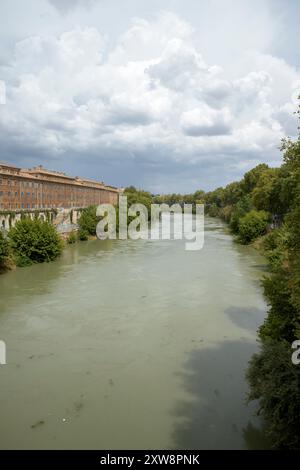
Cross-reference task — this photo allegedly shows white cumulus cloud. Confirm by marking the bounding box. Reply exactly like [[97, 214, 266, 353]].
[[0, 11, 299, 191]]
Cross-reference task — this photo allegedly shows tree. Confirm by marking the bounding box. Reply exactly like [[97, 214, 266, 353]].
[[247, 100, 300, 448], [241, 163, 269, 193], [247, 340, 300, 449], [67, 231, 77, 244], [78, 228, 89, 241], [229, 195, 253, 233], [238, 210, 270, 244], [193, 189, 205, 202], [124, 187, 153, 221], [0, 231, 9, 266], [252, 168, 281, 213], [78, 206, 100, 236], [9, 218, 63, 266], [223, 181, 244, 206], [204, 187, 225, 208]]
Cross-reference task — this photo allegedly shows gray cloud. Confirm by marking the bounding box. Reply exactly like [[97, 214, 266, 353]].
[[48, 0, 96, 14], [182, 124, 231, 137], [0, 7, 299, 192]]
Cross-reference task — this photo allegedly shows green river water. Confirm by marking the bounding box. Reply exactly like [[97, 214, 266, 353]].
[[0, 217, 269, 449]]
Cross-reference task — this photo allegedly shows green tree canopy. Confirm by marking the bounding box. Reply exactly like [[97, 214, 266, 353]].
[[9, 218, 63, 266], [0, 231, 9, 265]]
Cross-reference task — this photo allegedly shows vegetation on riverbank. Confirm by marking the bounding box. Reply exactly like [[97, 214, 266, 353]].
[[0, 218, 63, 270], [247, 133, 300, 449], [77, 186, 153, 238], [199, 104, 300, 448], [8, 218, 63, 267], [77, 204, 100, 237], [0, 231, 11, 272], [153, 190, 205, 208], [0, 186, 153, 272]]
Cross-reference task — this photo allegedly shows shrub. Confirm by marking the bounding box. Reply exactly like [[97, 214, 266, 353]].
[[78, 206, 99, 236], [124, 187, 153, 222], [78, 228, 89, 241], [220, 205, 233, 223], [260, 271, 298, 342], [67, 231, 77, 244], [9, 218, 63, 266], [229, 195, 252, 233], [238, 210, 270, 244], [207, 203, 220, 217], [246, 128, 300, 449], [0, 231, 9, 266], [263, 227, 288, 271], [247, 339, 300, 449]]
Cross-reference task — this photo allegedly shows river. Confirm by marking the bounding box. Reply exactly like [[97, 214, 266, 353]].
[[0, 217, 269, 449]]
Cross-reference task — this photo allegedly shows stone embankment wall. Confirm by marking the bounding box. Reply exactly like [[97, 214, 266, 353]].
[[0, 208, 83, 235]]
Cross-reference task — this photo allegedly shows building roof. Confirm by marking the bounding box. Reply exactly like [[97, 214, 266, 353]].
[[0, 161, 21, 170], [0, 161, 120, 192]]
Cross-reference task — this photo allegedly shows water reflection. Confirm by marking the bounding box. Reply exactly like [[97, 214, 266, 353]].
[[224, 306, 266, 332], [171, 340, 269, 449], [243, 422, 270, 450]]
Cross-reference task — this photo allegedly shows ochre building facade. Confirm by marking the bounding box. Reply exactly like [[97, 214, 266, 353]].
[[0, 162, 120, 211]]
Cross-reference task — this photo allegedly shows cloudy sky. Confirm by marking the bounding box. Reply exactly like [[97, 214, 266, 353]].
[[0, 0, 299, 193]]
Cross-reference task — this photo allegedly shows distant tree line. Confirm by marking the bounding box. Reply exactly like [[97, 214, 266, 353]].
[[153, 190, 205, 208], [201, 157, 297, 244], [77, 186, 154, 238]]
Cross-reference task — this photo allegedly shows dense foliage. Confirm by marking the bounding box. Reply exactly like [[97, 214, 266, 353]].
[[78, 187, 153, 237], [250, 131, 300, 448], [111, 186, 152, 232], [238, 210, 270, 244], [67, 231, 77, 244], [123, 186, 153, 223], [0, 231, 9, 267], [77, 228, 89, 241], [9, 218, 63, 266], [153, 190, 205, 207], [203, 164, 275, 243], [247, 339, 300, 449], [78, 205, 100, 236]]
